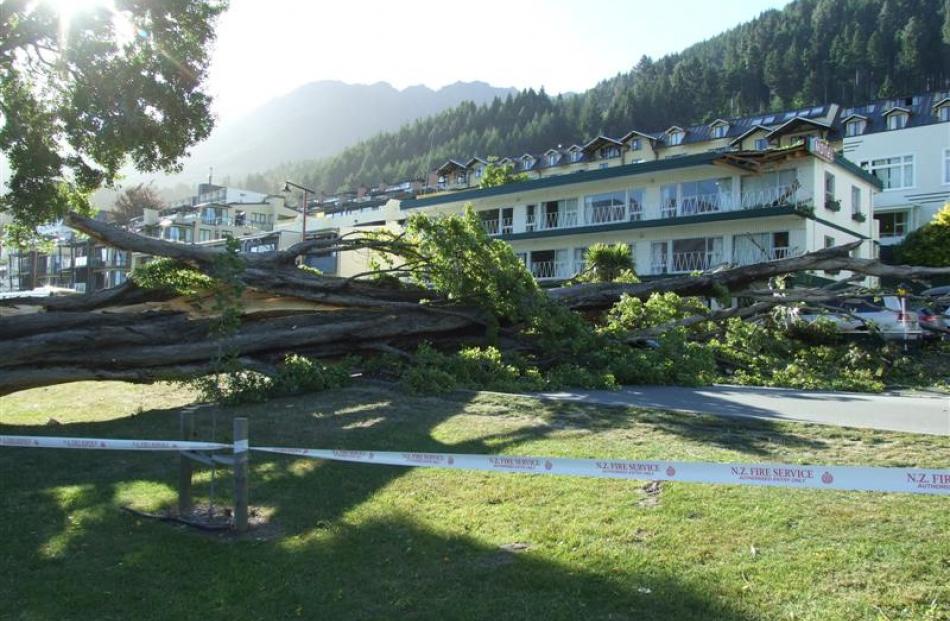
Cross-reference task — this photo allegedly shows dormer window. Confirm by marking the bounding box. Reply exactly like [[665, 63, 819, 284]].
[[937, 103, 950, 122], [885, 110, 909, 130], [667, 128, 685, 146], [521, 157, 534, 170], [474, 166, 484, 178], [546, 152, 559, 166], [754, 138, 769, 151], [569, 150, 582, 163], [844, 118, 867, 137], [629, 138, 641, 151], [710, 121, 729, 139]]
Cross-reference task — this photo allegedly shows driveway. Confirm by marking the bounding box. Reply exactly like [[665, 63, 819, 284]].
[[527, 385, 950, 436]]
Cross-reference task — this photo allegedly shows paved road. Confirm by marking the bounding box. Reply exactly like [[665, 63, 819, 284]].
[[529, 385, 949, 436]]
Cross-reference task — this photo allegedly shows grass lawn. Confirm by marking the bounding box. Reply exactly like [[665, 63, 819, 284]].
[[1, 382, 948, 621]]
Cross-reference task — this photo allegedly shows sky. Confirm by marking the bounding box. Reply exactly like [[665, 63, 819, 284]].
[[208, 0, 791, 123]]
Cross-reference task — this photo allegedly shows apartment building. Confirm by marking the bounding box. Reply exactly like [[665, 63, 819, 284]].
[[839, 93, 950, 248], [134, 183, 298, 245], [297, 139, 879, 287]]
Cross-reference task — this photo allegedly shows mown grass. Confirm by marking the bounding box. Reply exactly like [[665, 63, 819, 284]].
[[0, 381, 947, 621]]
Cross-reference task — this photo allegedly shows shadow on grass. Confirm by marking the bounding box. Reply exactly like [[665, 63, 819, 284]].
[[0, 384, 761, 620]]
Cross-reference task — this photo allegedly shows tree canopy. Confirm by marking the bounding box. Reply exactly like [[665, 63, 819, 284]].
[[0, 0, 227, 229], [895, 204, 950, 267], [479, 159, 529, 189]]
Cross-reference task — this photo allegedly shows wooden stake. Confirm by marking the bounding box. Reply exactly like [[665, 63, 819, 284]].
[[177, 411, 196, 516], [233, 417, 249, 532]]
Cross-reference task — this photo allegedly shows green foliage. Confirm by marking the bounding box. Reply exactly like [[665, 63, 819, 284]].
[[894, 204, 950, 266], [209, 237, 246, 338], [402, 208, 541, 321], [0, 1, 226, 228], [401, 344, 545, 395], [580, 243, 639, 283], [479, 158, 529, 188], [191, 354, 353, 406], [130, 259, 214, 296]]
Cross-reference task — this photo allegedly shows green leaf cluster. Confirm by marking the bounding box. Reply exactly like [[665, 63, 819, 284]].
[[894, 204, 950, 267]]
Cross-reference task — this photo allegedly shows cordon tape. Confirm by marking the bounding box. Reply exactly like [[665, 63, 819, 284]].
[[2, 435, 948, 495]]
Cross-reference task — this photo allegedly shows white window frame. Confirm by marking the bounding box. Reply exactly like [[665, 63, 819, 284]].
[[886, 113, 908, 130], [844, 119, 865, 137], [668, 130, 684, 146], [943, 148, 950, 185], [939, 106, 950, 122], [711, 124, 728, 139], [861, 154, 915, 191], [754, 138, 769, 150]]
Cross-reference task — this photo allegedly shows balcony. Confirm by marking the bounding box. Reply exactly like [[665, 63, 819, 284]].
[[526, 211, 579, 231], [732, 246, 802, 266], [670, 251, 724, 273], [529, 260, 570, 280], [481, 215, 513, 236], [515, 185, 811, 237]]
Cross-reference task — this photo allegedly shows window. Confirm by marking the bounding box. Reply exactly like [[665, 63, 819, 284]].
[[851, 186, 862, 216], [546, 153, 559, 166], [474, 166, 484, 179], [569, 150, 582, 162], [600, 146, 620, 159], [680, 177, 732, 215], [754, 138, 769, 150], [886, 112, 908, 130], [876, 211, 908, 237], [944, 149, 950, 184], [584, 191, 626, 224], [629, 138, 641, 151], [824, 172, 836, 208], [199, 229, 211, 242], [844, 119, 866, 137], [668, 130, 684, 146], [861, 155, 914, 190], [573, 247, 588, 275], [711, 124, 728, 138], [939, 106, 950, 122], [521, 158, 533, 170], [598, 162, 609, 169], [628, 189, 644, 221], [824, 235, 835, 248], [651, 241, 669, 274], [457, 173, 467, 184], [661, 185, 677, 218], [741, 169, 798, 207], [671, 237, 723, 272]]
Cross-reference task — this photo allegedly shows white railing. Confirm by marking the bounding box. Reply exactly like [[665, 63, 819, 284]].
[[527, 211, 579, 231], [737, 185, 806, 210], [670, 251, 724, 273], [732, 246, 802, 266], [501, 215, 513, 234], [584, 204, 626, 225], [481, 218, 500, 236], [650, 261, 668, 275], [530, 260, 569, 280]]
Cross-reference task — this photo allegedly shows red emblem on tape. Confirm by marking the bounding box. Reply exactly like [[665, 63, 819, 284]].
[[544, 460, 553, 471], [368, 452, 374, 460], [821, 472, 834, 485], [666, 466, 676, 477], [447, 456, 454, 465], [100, 441, 107, 448]]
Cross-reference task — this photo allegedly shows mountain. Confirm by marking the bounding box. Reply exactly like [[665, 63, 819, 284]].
[[247, 0, 949, 195], [145, 80, 516, 187]]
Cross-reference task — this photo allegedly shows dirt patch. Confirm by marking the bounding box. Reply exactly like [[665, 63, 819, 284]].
[[636, 480, 663, 508], [122, 503, 282, 541]]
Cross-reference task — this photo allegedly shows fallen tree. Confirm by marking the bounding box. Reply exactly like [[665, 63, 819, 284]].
[[1, 212, 948, 397]]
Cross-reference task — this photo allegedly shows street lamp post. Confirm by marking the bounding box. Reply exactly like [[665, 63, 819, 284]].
[[283, 180, 317, 247]]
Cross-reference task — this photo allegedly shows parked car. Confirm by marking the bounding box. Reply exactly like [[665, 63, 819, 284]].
[[916, 307, 949, 339], [795, 296, 922, 342]]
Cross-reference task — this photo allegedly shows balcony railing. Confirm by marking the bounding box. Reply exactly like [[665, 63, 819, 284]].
[[732, 246, 802, 266], [670, 251, 724, 273], [584, 204, 627, 225], [526, 211, 579, 231], [530, 260, 570, 280]]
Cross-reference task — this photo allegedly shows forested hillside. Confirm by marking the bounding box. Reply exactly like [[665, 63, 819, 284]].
[[244, 0, 950, 194]]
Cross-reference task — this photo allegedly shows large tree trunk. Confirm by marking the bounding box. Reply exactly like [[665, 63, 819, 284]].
[[1, 214, 948, 396]]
